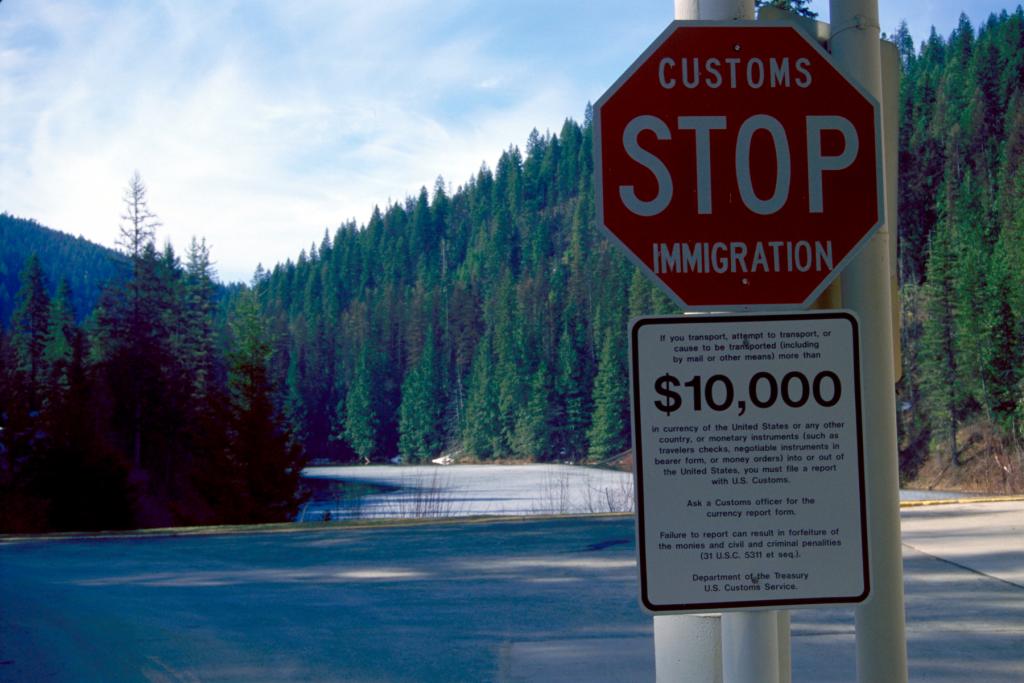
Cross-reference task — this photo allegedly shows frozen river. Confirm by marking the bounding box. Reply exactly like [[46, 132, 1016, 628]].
[[298, 464, 970, 522], [299, 464, 634, 521]]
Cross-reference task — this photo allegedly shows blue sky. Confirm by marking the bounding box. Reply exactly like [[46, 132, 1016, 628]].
[[1, 1, 1018, 283]]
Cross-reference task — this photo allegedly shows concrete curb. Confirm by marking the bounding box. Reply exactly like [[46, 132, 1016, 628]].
[[898, 495, 1024, 508], [0, 511, 634, 544]]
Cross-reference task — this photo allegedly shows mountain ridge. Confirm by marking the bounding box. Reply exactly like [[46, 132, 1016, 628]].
[[0, 213, 129, 326]]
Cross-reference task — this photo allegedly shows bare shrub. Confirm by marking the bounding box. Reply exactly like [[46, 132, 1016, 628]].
[[376, 469, 465, 520], [581, 475, 635, 513], [530, 468, 576, 515]]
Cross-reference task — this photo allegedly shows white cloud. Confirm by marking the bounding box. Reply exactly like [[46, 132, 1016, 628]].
[[1, 1, 595, 282], [6, 0, 1001, 282]]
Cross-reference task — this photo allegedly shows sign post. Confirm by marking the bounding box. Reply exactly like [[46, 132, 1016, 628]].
[[827, 1, 909, 681], [650, 6, 761, 680], [594, 2, 905, 680]]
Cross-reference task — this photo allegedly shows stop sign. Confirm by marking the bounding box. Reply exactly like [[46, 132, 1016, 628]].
[[594, 22, 882, 309]]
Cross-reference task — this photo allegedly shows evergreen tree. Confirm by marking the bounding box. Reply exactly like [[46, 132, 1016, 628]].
[[586, 333, 629, 460], [40, 312, 135, 532], [284, 348, 309, 446], [492, 274, 525, 455], [893, 21, 915, 70], [3, 259, 136, 532], [95, 243, 173, 473], [553, 320, 593, 462], [1, 259, 51, 531], [512, 362, 555, 461], [11, 253, 51, 402], [118, 171, 161, 260], [463, 335, 499, 458], [920, 219, 963, 466], [182, 237, 218, 403], [949, 172, 991, 410], [223, 288, 306, 522], [45, 279, 76, 395], [896, 282, 931, 479], [96, 176, 172, 476], [982, 245, 1022, 426], [345, 348, 382, 462], [755, 0, 817, 19], [627, 267, 653, 318], [398, 330, 445, 462]]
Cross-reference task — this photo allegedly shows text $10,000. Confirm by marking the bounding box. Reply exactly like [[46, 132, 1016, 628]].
[[653, 371, 842, 417]]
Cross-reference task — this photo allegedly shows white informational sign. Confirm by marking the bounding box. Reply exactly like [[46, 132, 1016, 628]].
[[630, 312, 869, 613]]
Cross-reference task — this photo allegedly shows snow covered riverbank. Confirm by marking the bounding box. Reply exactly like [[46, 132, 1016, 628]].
[[298, 464, 974, 522], [299, 464, 634, 521]]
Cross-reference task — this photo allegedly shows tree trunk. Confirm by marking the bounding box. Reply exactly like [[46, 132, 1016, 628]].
[[950, 415, 960, 467]]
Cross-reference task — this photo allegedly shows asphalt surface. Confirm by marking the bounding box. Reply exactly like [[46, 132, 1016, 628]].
[[1, 501, 1021, 682]]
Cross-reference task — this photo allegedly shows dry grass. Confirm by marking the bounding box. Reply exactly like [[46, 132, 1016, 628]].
[[904, 421, 1024, 495], [530, 469, 635, 515]]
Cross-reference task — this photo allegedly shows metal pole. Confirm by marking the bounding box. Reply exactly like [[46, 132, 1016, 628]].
[[655, 613, 723, 682], [654, 2, 722, 672], [651, 4, 742, 683], [653, 3, 788, 682], [703, 6, 787, 682], [692, 0, 754, 21], [880, 40, 903, 381], [776, 611, 791, 683], [722, 611, 779, 683], [827, 1, 909, 682], [674, 0, 699, 19]]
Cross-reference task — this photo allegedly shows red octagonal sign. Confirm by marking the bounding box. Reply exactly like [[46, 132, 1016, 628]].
[[595, 22, 882, 309]]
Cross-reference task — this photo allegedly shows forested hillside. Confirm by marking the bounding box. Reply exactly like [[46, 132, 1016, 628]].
[[894, 11, 1024, 489], [254, 9, 1024, 479], [2, 9, 1023, 531], [0, 176, 300, 532], [251, 116, 677, 466], [0, 213, 129, 327]]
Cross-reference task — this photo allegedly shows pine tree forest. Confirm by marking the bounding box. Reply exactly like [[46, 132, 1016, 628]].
[[895, 11, 1024, 487], [2, 10, 1023, 531]]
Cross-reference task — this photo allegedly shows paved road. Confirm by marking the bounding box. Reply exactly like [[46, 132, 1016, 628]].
[[1, 501, 1021, 682]]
